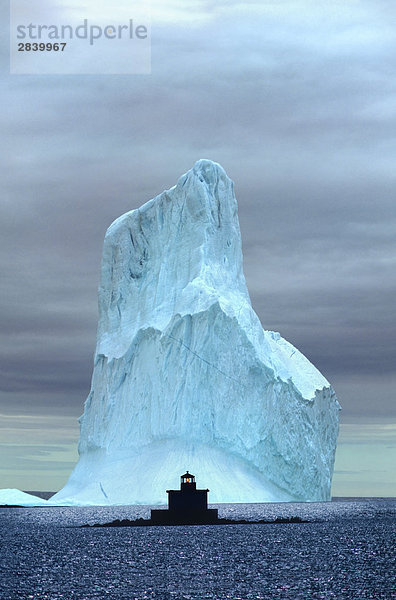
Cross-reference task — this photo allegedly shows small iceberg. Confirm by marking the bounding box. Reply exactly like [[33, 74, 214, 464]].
[[0, 489, 49, 507]]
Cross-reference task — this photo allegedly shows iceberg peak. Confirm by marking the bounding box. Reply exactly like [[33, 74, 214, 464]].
[[189, 158, 228, 183]]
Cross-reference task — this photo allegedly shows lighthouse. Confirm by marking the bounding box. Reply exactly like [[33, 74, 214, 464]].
[[151, 472, 218, 525]]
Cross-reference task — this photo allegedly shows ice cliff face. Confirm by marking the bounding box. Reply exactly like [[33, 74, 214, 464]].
[[53, 159, 340, 505]]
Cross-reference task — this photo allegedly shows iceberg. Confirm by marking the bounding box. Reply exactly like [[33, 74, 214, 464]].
[[53, 159, 340, 505], [0, 489, 49, 507]]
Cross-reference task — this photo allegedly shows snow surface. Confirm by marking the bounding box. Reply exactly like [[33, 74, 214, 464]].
[[0, 489, 49, 506], [53, 159, 340, 506]]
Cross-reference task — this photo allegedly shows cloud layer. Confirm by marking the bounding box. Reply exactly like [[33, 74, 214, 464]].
[[1, 1, 395, 430]]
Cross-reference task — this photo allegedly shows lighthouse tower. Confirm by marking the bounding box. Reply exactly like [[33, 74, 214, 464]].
[[151, 472, 218, 525]]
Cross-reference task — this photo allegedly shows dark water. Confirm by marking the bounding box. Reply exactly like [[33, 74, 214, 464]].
[[1, 499, 395, 600]]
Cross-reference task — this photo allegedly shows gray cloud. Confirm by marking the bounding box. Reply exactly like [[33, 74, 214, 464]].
[[1, 0, 395, 424]]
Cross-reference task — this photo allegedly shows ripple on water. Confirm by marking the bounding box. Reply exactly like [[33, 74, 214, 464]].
[[1, 499, 395, 600]]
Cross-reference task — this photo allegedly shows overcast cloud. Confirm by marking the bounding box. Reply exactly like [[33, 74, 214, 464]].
[[1, 0, 395, 450]]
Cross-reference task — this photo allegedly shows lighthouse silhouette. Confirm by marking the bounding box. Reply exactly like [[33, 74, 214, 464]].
[[151, 472, 218, 525]]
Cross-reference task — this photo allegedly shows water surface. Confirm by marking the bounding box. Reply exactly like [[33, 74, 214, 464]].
[[1, 498, 395, 599]]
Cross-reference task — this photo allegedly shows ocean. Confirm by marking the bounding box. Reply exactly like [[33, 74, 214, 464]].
[[1, 498, 395, 600]]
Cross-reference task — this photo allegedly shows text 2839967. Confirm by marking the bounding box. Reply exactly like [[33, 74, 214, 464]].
[[18, 43, 67, 51]]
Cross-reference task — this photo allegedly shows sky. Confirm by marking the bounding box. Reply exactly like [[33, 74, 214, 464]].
[[1, 0, 395, 496]]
